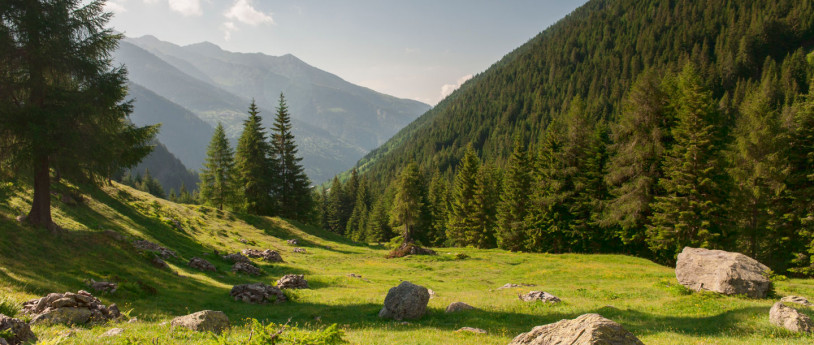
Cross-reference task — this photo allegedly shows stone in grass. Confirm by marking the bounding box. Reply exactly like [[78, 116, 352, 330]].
[[781, 296, 814, 307], [230, 283, 286, 304], [22, 290, 121, 325], [222, 252, 251, 264], [170, 310, 229, 333], [287, 239, 299, 245], [0, 314, 37, 345], [456, 327, 487, 334], [276, 274, 309, 289], [231, 262, 262, 276], [242, 249, 283, 262], [293, 248, 306, 253], [519, 291, 561, 304], [769, 302, 813, 333], [445, 302, 475, 313], [378, 281, 430, 321], [509, 313, 643, 345], [497, 283, 535, 290], [675, 247, 771, 298], [99, 328, 124, 337], [188, 257, 216, 272]]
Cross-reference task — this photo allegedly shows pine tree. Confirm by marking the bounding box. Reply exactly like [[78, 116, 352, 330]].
[[367, 194, 393, 244], [470, 164, 501, 248], [426, 170, 450, 246], [270, 93, 312, 221], [234, 100, 275, 215], [0, 0, 157, 231], [447, 145, 481, 247], [525, 121, 569, 253], [347, 178, 371, 242], [198, 123, 236, 210], [647, 65, 729, 263], [390, 163, 425, 244], [603, 70, 671, 253], [497, 137, 532, 251], [326, 177, 345, 235], [788, 86, 814, 274]]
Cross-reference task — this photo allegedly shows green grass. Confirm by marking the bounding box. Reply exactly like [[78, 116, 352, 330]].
[[1, 181, 813, 344]]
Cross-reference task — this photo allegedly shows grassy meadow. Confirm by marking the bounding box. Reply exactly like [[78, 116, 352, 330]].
[[0, 182, 813, 344]]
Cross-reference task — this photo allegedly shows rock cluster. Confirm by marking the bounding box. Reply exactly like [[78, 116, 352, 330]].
[[231, 262, 262, 276], [378, 281, 430, 320], [276, 274, 309, 289], [781, 295, 814, 307], [22, 290, 120, 325], [230, 283, 287, 304], [242, 249, 283, 262], [445, 302, 475, 313], [498, 283, 535, 290], [171, 310, 229, 333], [132, 240, 177, 259], [293, 248, 306, 253], [509, 313, 643, 345], [88, 279, 117, 293], [287, 239, 299, 245], [188, 257, 216, 272], [222, 252, 250, 264], [769, 302, 813, 333], [0, 314, 36, 345], [675, 247, 771, 298], [519, 291, 561, 304]]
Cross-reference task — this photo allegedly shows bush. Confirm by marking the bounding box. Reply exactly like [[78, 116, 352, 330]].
[[0, 296, 19, 317]]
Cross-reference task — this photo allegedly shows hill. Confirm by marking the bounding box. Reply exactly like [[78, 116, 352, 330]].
[[126, 140, 200, 194], [353, 0, 814, 185], [0, 181, 813, 344]]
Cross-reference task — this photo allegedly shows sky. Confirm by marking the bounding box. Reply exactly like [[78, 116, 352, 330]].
[[104, 0, 588, 105]]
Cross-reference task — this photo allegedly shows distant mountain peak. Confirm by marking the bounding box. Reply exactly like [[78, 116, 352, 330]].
[[184, 41, 223, 55]]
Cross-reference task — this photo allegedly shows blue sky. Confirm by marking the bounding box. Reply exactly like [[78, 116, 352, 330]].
[[105, 0, 588, 105]]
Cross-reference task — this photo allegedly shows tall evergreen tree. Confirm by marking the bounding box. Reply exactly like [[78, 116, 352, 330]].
[[497, 138, 532, 251], [270, 93, 312, 221], [788, 85, 814, 274], [390, 163, 425, 244], [234, 100, 275, 215], [0, 0, 157, 231], [470, 164, 501, 248], [367, 192, 393, 244], [426, 170, 450, 246], [347, 177, 371, 242], [447, 145, 481, 247], [326, 177, 345, 235], [198, 123, 236, 210], [647, 65, 729, 263], [525, 121, 569, 253]]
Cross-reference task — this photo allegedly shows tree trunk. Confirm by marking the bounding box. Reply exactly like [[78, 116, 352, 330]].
[[27, 154, 57, 232]]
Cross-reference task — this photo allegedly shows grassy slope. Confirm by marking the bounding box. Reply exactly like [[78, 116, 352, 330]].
[[0, 182, 813, 344]]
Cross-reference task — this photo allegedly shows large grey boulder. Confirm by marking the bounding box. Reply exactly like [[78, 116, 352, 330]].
[[509, 313, 643, 345], [378, 281, 430, 320], [276, 274, 309, 289], [675, 247, 771, 298], [769, 302, 813, 333], [170, 310, 229, 333], [0, 314, 36, 345]]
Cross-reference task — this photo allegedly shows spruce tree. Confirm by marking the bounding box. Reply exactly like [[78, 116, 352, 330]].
[[788, 86, 814, 274], [390, 163, 425, 244], [447, 145, 481, 247], [470, 164, 501, 248], [234, 100, 275, 215], [426, 170, 450, 246], [270, 93, 312, 221], [0, 0, 157, 231], [347, 178, 371, 242], [198, 123, 236, 210], [326, 177, 345, 234], [367, 193, 393, 244], [647, 65, 728, 263], [497, 137, 532, 251]]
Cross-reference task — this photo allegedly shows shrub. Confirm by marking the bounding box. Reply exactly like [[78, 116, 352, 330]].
[[0, 296, 19, 317]]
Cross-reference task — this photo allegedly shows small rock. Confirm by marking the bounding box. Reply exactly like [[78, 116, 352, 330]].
[[239, 238, 248, 244], [509, 313, 643, 345], [428, 289, 436, 297], [0, 314, 37, 345], [188, 257, 216, 272], [170, 310, 229, 333], [231, 262, 262, 276], [293, 247, 306, 253], [287, 239, 299, 245], [770, 302, 813, 333], [242, 249, 283, 262], [222, 252, 250, 264], [378, 281, 430, 320], [519, 291, 561, 304], [127, 317, 138, 323], [456, 327, 487, 334], [99, 328, 124, 337], [230, 283, 286, 304], [133, 240, 177, 259], [781, 296, 814, 307], [445, 302, 475, 313], [15, 215, 26, 223], [276, 274, 308, 289], [498, 283, 535, 290], [89, 279, 117, 293]]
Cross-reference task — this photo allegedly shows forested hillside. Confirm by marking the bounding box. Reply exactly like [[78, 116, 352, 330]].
[[325, 0, 814, 274]]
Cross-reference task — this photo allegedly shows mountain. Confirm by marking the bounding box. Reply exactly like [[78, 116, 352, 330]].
[[125, 35, 431, 152], [127, 140, 200, 193], [352, 0, 814, 185]]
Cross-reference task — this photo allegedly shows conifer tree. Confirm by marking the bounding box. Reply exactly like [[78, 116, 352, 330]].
[[470, 164, 501, 248], [367, 193, 393, 244], [270, 93, 312, 221], [525, 122, 569, 253], [347, 177, 371, 241], [234, 100, 275, 215], [390, 163, 425, 244], [788, 86, 814, 274], [497, 138, 532, 251], [326, 177, 345, 234], [447, 145, 481, 247], [647, 65, 728, 263], [426, 170, 450, 246], [198, 123, 236, 210]]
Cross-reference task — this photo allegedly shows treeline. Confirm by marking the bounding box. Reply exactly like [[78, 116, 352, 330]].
[[321, 62, 814, 275], [194, 94, 313, 222]]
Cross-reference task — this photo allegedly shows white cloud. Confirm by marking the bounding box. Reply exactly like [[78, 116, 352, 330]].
[[221, 21, 237, 41], [142, 0, 159, 4], [439, 74, 473, 100], [225, 0, 273, 26], [167, 0, 201, 16], [105, 0, 127, 13]]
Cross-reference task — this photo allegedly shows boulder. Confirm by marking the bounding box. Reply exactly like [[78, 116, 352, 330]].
[[188, 257, 216, 272], [675, 247, 771, 298], [88, 279, 117, 293], [222, 253, 250, 264], [293, 248, 306, 253], [276, 274, 309, 289], [509, 313, 643, 345], [456, 327, 487, 334], [132, 240, 177, 259], [769, 302, 813, 333], [378, 281, 430, 320], [519, 291, 561, 304], [100, 328, 124, 337], [287, 239, 299, 245], [0, 314, 36, 345], [230, 283, 287, 304], [170, 310, 229, 333], [445, 302, 475, 313], [242, 249, 283, 262], [22, 290, 120, 325], [231, 262, 262, 276], [781, 296, 814, 307]]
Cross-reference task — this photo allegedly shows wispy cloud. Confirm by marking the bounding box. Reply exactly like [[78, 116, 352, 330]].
[[147, 0, 202, 16], [440, 74, 473, 101], [225, 0, 273, 25], [221, 21, 237, 40], [105, 0, 128, 13]]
